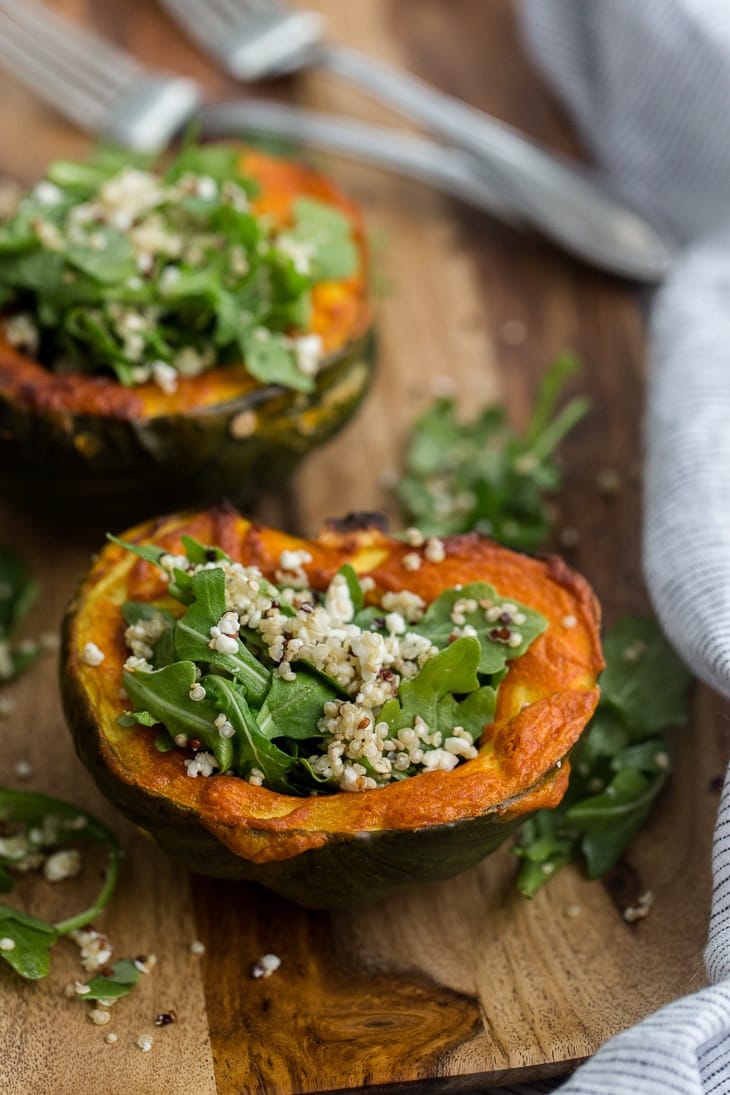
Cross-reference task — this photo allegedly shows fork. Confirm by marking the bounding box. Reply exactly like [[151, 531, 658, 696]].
[[161, 0, 676, 281], [0, 0, 199, 151]]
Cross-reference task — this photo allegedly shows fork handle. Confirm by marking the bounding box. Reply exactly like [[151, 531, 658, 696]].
[[316, 44, 674, 278], [200, 101, 519, 222]]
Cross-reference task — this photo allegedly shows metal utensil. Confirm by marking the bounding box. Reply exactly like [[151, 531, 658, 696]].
[[0, 0, 199, 152], [160, 0, 677, 280], [201, 99, 676, 282]]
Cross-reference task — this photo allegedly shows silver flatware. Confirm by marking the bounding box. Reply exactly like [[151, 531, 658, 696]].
[[201, 99, 676, 282], [0, 0, 199, 152], [161, 0, 677, 281]]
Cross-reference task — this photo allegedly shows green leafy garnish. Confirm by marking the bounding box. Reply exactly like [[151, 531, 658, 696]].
[[0, 547, 41, 684], [380, 638, 482, 734], [123, 661, 235, 773], [412, 582, 547, 675], [0, 144, 359, 392], [112, 534, 546, 795], [396, 354, 589, 550], [0, 788, 121, 981], [514, 617, 693, 895], [82, 957, 140, 1001]]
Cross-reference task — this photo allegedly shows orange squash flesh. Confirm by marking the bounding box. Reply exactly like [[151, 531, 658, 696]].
[[62, 506, 602, 905]]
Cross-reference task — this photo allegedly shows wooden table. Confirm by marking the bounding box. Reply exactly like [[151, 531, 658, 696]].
[[1, 2, 726, 1093]]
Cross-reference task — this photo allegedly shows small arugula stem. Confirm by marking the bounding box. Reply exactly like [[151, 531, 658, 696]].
[[53, 842, 120, 937], [520, 396, 590, 465]]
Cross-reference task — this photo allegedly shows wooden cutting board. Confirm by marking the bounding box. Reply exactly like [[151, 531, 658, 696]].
[[1, 2, 727, 1093]]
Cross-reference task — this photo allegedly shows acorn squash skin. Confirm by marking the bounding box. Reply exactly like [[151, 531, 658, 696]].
[[0, 150, 374, 526], [0, 329, 374, 525], [61, 506, 603, 908]]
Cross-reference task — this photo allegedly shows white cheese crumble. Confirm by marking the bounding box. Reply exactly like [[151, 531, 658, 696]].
[[81, 642, 105, 667], [43, 849, 82, 882], [184, 752, 219, 779], [251, 952, 281, 979]]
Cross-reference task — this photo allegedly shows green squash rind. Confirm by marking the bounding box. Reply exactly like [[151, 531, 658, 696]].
[[0, 328, 374, 526]]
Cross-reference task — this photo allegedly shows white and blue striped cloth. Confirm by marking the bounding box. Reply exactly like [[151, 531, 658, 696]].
[[494, 2, 730, 1092]]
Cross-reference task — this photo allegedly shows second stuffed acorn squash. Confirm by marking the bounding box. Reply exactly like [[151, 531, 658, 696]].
[[0, 147, 374, 523], [61, 506, 603, 908]]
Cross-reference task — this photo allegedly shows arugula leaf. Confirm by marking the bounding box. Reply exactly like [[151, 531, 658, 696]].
[[284, 198, 358, 282], [180, 536, 231, 566], [107, 534, 169, 570], [172, 569, 270, 704], [599, 617, 693, 736], [380, 637, 481, 735], [567, 767, 667, 878], [257, 671, 336, 741], [122, 661, 234, 773], [514, 617, 693, 895], [412, 581, 547, 675], [202, 675, 294, 789], [65, 229, 136, 284], [436, 685, 497, 740], [241, 329, 314, 392], [396, 355, 589, 549], [83, 957, 140, 1001], [0, 905, 58, 980]]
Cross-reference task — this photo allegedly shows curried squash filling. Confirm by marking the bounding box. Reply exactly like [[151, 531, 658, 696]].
[[106, 532, 548, 795]]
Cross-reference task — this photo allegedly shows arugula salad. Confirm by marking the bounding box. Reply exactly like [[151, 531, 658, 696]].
[[109, 534, 548, 795], [0, 143, 358, 394]]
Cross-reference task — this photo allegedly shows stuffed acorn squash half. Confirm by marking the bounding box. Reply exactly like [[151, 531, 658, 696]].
[[61, 507, 603, 908], [0, 145, 373, 523]]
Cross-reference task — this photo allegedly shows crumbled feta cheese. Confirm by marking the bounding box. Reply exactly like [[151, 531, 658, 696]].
[[184, 752, 219, 778], [251, 952, 281, 979], [4, 312, 39, 355], [293, 334, 323, 378], [89, 1009, 111, 1026], [151, 360, 178, 395], [70, 929, 112, 973], [44, 849, 82, 882], [208, 626, 239, 655], [81, 642, 105, 667]]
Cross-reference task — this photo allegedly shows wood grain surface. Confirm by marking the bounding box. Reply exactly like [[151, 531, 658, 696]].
[[0, 2, 727, 1094]]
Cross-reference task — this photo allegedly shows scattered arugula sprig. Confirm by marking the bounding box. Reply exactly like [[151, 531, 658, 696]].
[[398, 357, 695, 891], [396, 354, 589, 550], [514, 619, 693, 895], [0, 547, 41, 684], [0, 788, 120, 981], [111, 534, 546, 794], [0, 142, 358, 391]]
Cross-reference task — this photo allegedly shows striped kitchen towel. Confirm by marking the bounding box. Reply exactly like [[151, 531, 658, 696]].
[[490, 2, 730, 1093]]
